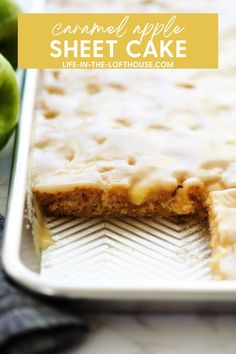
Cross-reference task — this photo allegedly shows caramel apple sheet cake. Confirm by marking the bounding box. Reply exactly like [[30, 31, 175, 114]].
[[31, 0, 236, 279]]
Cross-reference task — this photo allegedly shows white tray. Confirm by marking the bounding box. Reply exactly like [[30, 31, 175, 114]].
[[3, 0, 236, 306], [3, 69, 236, 306]]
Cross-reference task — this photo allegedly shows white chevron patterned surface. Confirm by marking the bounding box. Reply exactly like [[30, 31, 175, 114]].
[[40, 217, 212, 286]]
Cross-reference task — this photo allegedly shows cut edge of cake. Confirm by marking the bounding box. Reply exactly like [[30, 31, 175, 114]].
[[208, 188, 236, 280], [33, 180, 207, 218]]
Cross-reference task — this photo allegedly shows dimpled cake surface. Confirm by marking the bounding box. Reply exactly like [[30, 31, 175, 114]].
[[32, 0, 236, 278]]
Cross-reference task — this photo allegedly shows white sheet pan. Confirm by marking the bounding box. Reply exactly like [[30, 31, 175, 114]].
[[3, 0, 236, 308]]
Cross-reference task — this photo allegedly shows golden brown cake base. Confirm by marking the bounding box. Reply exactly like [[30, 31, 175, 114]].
[[34, 183, 207, 218]]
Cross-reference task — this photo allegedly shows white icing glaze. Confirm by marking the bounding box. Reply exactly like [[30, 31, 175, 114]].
[[33, 65, 236, 197]]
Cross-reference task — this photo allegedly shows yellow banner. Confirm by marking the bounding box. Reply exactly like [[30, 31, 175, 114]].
[[18, 13, 218, 69]]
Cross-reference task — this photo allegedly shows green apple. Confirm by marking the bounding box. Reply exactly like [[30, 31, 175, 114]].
[[0, 0, 20, 70], [0, 54, 19, 150]]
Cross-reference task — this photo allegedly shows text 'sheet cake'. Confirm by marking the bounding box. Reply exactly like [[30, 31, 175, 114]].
[[32, 0, 236, 279]]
